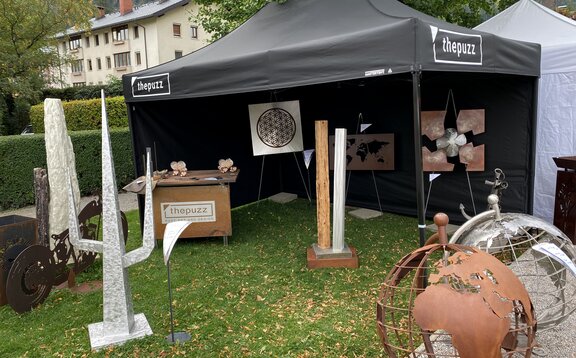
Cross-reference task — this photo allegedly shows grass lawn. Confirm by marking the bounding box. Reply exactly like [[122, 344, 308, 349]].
[[0, 199, 420, 357]]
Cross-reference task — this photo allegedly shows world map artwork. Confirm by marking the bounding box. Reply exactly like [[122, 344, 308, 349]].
[[329, 133, 394, 170]]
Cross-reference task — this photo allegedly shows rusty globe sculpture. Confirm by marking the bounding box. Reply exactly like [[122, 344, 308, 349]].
[[450, 194, 576, 332], [376, 213, 537, 357]]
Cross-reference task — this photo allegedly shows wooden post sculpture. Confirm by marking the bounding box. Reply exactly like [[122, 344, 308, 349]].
[[66, 90, 155, 350], [307, 123, 358, 269], [315, 120, 331, 249]]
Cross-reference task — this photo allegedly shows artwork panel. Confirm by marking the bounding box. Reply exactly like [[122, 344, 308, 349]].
[[422, 147, 454, 172], [459, 143, 485, 171], [421, 105, 485, 172], [421, 111, 447, 141], [329, 133, 394, 171], [248, 100, 303, 156], [457, 109, 485, 135]]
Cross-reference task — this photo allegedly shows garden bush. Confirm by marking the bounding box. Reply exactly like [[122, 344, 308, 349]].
[[0, 128, 134, 210], [29, 96, 128, 133]]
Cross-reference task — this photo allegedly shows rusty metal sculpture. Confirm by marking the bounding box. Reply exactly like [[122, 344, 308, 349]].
[[421, 92, 485, 172], [5, 244, 54, 314], [376, 213, 536, 357], [4, 197, 128, 313]]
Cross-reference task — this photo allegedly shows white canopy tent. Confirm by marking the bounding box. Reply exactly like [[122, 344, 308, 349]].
[[476, 0, 576, 223]]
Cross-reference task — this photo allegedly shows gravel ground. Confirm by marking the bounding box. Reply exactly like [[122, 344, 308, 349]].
[[0, 191, 139, 218], [531, 298, 576, 357]]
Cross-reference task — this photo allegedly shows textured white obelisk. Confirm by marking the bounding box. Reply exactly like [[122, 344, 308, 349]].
[[44, 98, 80, 238], [67, 90, 155, 350], [332, 128, 346, 252]]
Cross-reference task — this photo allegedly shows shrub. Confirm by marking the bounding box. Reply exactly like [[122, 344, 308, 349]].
[[0, 128, 134, 210], [29, 97, 128, 133]]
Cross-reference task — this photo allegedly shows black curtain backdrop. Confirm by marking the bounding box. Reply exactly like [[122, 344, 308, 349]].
[[129, 71, 535, 223]]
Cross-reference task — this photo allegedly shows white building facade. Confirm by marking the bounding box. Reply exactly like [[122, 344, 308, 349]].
[[54, 0, 207, 87]]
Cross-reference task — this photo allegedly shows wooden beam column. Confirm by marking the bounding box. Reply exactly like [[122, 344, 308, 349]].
[[315, 120, 331, 249]]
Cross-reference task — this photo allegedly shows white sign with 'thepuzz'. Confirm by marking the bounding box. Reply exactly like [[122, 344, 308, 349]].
[[161, 201, 216, 224]]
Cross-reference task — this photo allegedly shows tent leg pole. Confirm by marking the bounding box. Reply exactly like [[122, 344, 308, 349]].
[[412, 70, 427, 247]]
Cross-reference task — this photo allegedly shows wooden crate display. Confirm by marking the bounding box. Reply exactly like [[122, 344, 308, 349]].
[[152, 170, 237, 240]]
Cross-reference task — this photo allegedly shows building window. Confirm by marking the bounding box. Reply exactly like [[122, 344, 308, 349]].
[[72, 82, 86, 87], [175, 50, 183, 59], [71, 59, 83, 73], [106, 56, 111, 69], [94, 34, 99, 46], [190, 25, 198, 39], [133, 26, 139, 39], [135, 51, 142, 66], [87, 59, 93, 71], [96, 58, 102, 70], [113, 52, 130, 68], [112, 25, 128, 42], [85, 36, 90, 48], [69, 35, 81, 50], [173, 23, 181, 37], [104, 32, 109, 44]]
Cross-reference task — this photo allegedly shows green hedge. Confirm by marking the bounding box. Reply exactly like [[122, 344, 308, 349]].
[[29, 96, 129, 133], [0, 128, 135, 210]]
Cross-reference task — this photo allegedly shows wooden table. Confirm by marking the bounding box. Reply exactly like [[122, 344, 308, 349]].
[[152, 170, 239, 244]]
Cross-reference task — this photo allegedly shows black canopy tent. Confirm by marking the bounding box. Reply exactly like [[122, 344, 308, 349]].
[[122, 0, 540, 244]]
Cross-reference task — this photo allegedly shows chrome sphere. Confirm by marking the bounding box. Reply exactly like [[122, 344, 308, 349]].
[[450, 200, 576, 331]]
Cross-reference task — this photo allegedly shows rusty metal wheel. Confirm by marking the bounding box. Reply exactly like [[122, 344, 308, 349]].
[[6, 245, 54, 313]]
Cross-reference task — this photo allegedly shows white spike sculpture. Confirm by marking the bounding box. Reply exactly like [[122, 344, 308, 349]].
[[67, 90, 155, 350]]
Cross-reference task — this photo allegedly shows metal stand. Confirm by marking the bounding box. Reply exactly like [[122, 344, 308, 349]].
[[257, 152, 311, 204], [166, 261, 190, 344], [293, 152, 311, 202]]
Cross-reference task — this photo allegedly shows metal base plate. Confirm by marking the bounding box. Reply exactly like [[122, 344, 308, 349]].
[[166, 331, 191, 344], [312, 243, 352, 259], [88, 313, 153, 350]]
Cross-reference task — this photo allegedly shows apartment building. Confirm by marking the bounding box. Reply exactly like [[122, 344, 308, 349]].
[[54, 0, 207, 87]]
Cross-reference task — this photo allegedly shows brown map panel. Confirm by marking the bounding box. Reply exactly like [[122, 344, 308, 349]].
[[329, 133, 394, 171]]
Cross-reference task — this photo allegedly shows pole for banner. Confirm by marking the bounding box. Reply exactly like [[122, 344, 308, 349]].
[[371, 171, 383, 213], [165, 260, 191, 343], [293, 152, 311, 202], [257, 155, 266, 202]]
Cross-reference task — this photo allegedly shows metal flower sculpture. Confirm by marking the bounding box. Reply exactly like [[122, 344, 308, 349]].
[[436, 128, 467, 157], [421, 108, 485, 172]]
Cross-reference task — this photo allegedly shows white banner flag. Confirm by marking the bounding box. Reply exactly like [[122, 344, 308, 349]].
[[429, 173, 441, 182], [360, 123, 372, 133], [163, 221, 193, 265], [248, 100, 303, 156], [303, 149, 314, 169]]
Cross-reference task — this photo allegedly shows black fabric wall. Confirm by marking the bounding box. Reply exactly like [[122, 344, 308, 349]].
[[128, 71, 535, 223]]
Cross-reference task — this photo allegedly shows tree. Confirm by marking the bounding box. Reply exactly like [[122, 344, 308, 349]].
[[193, 0, 519, 42], [192, 0, 285, 41], [400, 0, 518, 28], [0, 0, 95, 134]]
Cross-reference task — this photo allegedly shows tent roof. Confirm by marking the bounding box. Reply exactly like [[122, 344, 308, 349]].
[[475, 0, 576, 74], [476, 0, 576, 48], [123, 0, 540, 102]]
